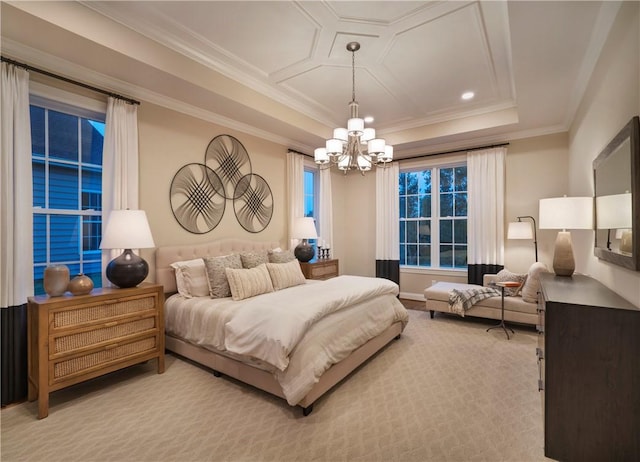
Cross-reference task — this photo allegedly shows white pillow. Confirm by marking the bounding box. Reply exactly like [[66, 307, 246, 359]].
[[170, 258, 210, 298], [521, 262, 549, 303], [267, 248, 296, 264], [266, 259, 306, 291], [225, 264, 274, 301], [494, 269, 527, 296]]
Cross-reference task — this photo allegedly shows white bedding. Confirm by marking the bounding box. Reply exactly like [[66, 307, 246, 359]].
[[165, 276, 408, 405]]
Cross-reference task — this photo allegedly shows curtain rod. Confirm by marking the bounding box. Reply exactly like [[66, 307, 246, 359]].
[[288, 142, 510, 161], [1, 56, 140, 106]]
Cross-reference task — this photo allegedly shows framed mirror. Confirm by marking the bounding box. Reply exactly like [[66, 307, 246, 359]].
[[593, 116, 639, 270]]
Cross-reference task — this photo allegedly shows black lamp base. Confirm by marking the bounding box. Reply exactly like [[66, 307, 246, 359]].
[[294, 239, 315, 262], [106, 249, 149, 288]]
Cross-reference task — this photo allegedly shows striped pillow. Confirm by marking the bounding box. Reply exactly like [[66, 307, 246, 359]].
[[266, 259, 306, 291], [170, 258, 210, 298], [225, 264, 274, 301]]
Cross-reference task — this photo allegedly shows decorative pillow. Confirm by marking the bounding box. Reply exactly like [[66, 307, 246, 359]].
[[521, 262, 549, 303], [240, 250, 268, 269], [203, 254, 242, 298], [494, 269, 527, 296], [170, 258, 210, 298], [266, 259, 306, 291], [267, 248, 296, 264], [225, 264, 274, 301]]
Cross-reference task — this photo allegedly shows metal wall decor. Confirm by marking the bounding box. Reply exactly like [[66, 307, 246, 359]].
[[170, 135, 273, 234], [170, 163, 226, 234], [234, 173, 273, 233]]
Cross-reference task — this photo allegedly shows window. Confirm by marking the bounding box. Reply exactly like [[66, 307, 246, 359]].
[[304, 166, 319, 249], [31, 101, 105, 295], [399, 164, 468, 269]]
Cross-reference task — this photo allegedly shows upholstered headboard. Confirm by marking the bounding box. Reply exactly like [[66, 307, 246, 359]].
[[155, 238, 281, 294]]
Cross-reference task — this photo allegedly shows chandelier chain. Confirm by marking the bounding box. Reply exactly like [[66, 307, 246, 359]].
[[351, 49, 356, 103]]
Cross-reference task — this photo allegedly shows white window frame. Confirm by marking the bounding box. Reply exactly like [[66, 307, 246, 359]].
[[399, 154, 468, 274]]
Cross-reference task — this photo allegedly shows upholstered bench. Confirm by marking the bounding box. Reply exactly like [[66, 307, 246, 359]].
[[422, 263, 548, 326]]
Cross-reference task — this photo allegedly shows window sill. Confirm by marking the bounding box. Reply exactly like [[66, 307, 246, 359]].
[[400, 267, 467, 276]]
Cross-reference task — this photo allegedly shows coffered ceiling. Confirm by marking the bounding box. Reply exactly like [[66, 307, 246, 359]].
[[1, 1, 621, 158]]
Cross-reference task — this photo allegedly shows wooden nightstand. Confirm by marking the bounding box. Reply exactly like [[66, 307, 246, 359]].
[[299, 259, 339, 280], [27, 283, 165, 419]]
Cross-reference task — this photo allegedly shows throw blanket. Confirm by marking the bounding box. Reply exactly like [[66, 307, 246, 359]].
[[448, 287, 500, 316], [225, 275, 399, 371]]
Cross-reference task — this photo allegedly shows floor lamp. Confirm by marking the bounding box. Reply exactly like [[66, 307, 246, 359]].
[[507, 216, 538, 262]]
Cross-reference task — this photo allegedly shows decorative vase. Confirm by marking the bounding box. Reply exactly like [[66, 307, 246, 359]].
[[68, 273, 94, 296], [43, 265, 70, 297]]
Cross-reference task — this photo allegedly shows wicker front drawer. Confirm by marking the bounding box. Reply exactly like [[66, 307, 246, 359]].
[[52, 317, 157, 356], [28, 284, 165, 418], [52, 295, 156, 329], [52, 336, 158, 382]]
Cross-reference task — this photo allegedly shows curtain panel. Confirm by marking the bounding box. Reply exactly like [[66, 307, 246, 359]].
[[375, 163, 400, 284], [318, 168, 333, 253], [467, 147, 506, 284], [286, 152, 305, 249], [1, 62, 33, 405], [101, 97, 140, 286]]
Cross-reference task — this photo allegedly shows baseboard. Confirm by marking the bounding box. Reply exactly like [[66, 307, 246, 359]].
[[399, 292, 424, 301]]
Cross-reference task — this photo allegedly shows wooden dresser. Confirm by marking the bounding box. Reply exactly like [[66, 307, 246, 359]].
[[537, 273, 639, 461], [28, 283, 165, 419], [300, 258, 339, 280]]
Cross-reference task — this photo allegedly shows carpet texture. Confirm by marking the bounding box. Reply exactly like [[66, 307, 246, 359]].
[[1, 309, 550, 461]]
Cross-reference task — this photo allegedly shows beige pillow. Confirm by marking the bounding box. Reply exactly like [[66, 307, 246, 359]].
[[170, 258, 210, 298], [240, 250, 268, 269], [494, 269, 527, 296], [521, 262, 549, 303], [266, 259, 306, 291], [203, 254, 242, 298], [267, 248, 296, 264], [225, 264, 274, 301]]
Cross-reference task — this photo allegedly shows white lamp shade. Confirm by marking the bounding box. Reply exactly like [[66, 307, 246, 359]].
[[314, 147, 329, 164], [595, 193, 632, 229], [361, 128, 376, 143], [333, 128, 348, 142], [357, 154, 372, 171], [293, 217, 318, 239], [379, 144, 393, 162], [347, 118, 364, 135], [100, 210, 155, 249], [326, 138, 343, 155], [508, 221, 533, 239], [367, 138, 385, 155], [539, 197, 593, 230], [338, 154, 350, 170]]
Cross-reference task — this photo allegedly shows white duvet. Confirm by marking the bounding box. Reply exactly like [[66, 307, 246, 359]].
[[165, 275, 409, 405]]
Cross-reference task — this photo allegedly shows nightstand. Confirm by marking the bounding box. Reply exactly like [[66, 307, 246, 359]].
[[27, 283, 165, 418], [299, 259, 339, 280]]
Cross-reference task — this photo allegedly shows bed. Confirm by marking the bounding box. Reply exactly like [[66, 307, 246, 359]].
[[155, 239, 409, 415]]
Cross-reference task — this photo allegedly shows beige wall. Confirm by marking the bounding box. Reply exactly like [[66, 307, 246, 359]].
[[137, 102, 288, 282], [568, 1, 640, 306], [397, 133, 569, 299]]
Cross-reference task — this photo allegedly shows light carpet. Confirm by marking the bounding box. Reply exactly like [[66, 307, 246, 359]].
[[1, 309, 550, 462]]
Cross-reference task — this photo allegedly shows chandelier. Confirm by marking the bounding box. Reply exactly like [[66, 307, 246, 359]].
[[314, 42, 393, 173]]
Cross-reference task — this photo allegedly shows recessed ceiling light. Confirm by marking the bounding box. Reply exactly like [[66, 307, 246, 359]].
[[461, 91, 475, 100], [364, 116, 374, 123]]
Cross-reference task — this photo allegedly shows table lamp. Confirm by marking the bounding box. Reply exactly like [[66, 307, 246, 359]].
[[100, 209, 155, 288], [293, 217, 317, 262], [596, 192, 632, 251], [539, 196, 593, 276]]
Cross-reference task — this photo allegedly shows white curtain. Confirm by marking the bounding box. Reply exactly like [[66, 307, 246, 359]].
[[467, 147, 506, 281], [286, 151, 304, 249], [1, 62, 33, 307], [375, 162, 400, 283], [101, 97, 140, 285], [318, 167, 333, 252]]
